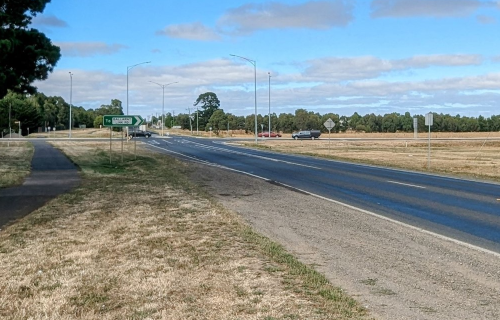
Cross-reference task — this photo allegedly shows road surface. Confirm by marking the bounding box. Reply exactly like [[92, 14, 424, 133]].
[[142, 136, 500, 254]]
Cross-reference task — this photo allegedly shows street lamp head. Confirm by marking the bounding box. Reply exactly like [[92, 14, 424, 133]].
[[149, 81, 179, 88], [230, 54, 255, 65], [128, 61, 151, 71], [149, 80, 162, 87]]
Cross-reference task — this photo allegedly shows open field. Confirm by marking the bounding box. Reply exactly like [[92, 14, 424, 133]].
[[27, 128, 124, 139], [0, 141, 367, 320]]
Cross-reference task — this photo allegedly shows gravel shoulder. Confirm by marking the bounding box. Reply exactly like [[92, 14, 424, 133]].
[[191, 162, 500, 320]]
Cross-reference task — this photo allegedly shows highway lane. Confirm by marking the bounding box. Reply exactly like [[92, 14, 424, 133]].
[[143, 136, 500, 254]]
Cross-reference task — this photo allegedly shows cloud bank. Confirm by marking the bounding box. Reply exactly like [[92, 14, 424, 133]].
[[56, 42, 128, 57], [370, 0, 497, 18]]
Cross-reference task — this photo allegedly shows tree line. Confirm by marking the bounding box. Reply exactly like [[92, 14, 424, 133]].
[[0, 91, 123, 135], [1, 91, 500, 136]]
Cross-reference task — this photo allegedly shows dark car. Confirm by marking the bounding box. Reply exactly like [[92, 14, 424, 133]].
[[291, 130, 321, 140], [127, 130, 152, 138]]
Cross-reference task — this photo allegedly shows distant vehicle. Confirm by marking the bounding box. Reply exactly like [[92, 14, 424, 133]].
[[291, 130, 321, 140], [258, 131, 282, 138], [127, 129, 152, 138]]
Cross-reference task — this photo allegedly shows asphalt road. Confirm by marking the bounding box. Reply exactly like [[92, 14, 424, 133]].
[[142, 136, 500, 254], [0, 141, 80, 229]]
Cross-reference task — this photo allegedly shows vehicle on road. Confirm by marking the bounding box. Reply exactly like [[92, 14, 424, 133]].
[[127, 130, 152, 138], [258, 131, 282, 138], [291, 130, 321, 140]]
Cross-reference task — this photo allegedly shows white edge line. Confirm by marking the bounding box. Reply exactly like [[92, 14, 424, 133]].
[[387, 180, 426, 189], [190, 140, 322, 170], [147, 142, 500, 259]]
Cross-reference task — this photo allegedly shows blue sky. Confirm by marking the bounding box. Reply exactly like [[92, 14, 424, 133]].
[[33, 0, 500, 119]]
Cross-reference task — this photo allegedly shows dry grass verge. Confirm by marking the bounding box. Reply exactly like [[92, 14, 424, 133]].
[[0, 141, 368, 320], [0, 141, 34, 188]]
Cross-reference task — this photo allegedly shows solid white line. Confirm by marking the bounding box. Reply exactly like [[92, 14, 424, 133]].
[[387, 180, 426, 189], [146, 141, 500, 259], [188, 140, 322, 169]]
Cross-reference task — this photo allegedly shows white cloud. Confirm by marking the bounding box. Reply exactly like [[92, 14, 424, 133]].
[[55, 42, 128, 57], [32, 14, 68, 27], [156, 22, 221, 41], [217, 0, 354, 35], [158, 1, 354, 41], [370, 0, 496, 18], [397, 54, 483, 68], [476, 14, 497, 24], [302, 54, 483, 81]]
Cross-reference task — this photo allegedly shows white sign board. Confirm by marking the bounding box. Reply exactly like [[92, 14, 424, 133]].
[[324, 118, 335, 130], [425, 113, 433, 126]]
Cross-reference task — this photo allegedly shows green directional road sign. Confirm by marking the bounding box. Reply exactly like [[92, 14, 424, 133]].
[[103, 115, 144, 127]]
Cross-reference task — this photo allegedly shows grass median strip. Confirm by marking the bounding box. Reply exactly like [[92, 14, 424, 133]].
[[0, 141, 34, 188], [0, 141, 369, 319]]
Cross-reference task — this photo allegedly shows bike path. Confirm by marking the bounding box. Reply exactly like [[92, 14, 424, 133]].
[[0, 141, 80, 229]]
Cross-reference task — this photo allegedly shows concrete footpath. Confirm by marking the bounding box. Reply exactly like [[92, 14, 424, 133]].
[[0, 141, 80, 229]]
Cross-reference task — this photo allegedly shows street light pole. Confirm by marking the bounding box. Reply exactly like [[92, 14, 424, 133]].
[[69, 72, 73, 138], [268, 72, 271, 138], [149, 81, 178, 137], [9, 102, 11, 140], [187, 107, 193, 134], [127, 61, 151, 115], [230, 54, 257, 143]]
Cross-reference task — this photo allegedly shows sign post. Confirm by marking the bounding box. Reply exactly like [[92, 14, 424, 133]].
[[425, 112, 433, 170], [413, 117, 418, 139], [324, 118, 335, 153], [103, 115, 144, 163]]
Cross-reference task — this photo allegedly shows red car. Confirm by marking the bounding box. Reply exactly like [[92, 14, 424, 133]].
[[258, 131, 281, 138]]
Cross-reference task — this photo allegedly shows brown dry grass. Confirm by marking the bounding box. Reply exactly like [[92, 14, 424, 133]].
[[28, 128, 123, 139], [0, 141, 34, 188], [0, 141, 367, 320]]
